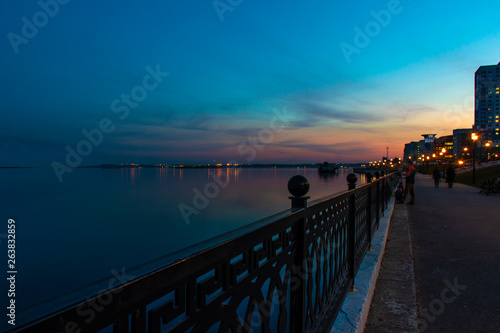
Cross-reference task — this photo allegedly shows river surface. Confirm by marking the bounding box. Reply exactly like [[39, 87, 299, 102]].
[[1, 166, 366, 326]]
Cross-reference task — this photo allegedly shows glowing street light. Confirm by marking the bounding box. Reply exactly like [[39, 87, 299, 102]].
[[472, 133, 478, 184], [485, 142, 491, 160], [462, 147, 468, 161]]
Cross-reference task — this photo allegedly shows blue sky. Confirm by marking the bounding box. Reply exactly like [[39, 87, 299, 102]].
[[1, 0, 500, 166]]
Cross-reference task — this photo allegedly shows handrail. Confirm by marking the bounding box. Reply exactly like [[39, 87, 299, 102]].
[[13, 172, 399, 333]]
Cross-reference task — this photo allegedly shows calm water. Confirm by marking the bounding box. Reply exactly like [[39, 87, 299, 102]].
[[1, 166, 364, 326]]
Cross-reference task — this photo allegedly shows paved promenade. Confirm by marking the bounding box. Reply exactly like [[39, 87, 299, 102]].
[[365, 174, 500, 332]]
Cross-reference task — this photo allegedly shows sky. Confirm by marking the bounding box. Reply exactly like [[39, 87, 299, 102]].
[[1, 0, 500, 166]]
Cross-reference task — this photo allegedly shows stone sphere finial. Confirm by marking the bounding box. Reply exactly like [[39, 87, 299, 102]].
[[347, 173, 358, 185], [288, 175, 310, 197]]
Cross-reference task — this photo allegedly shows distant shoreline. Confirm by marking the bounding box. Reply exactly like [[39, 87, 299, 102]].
[[85, 164, 327, 169], [1, 163, 368, 169]]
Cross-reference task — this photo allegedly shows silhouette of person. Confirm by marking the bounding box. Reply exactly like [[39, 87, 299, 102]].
[[395, 180, 404, 203], [446, 165, 456, 188], [401, 161, 416, 204], [432, 166, 441, 188]]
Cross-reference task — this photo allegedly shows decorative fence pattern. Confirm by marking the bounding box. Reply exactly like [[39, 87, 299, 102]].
[[15, 172, 398, 333]]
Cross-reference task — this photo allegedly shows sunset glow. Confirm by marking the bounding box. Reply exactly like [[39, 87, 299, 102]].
[[2, 1, 500, 165]]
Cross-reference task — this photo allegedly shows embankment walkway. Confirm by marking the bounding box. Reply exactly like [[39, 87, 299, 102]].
[[365, 174, 500, 332]]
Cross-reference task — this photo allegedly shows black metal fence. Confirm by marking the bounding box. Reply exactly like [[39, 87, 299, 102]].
[[14, 172, 398, 333]]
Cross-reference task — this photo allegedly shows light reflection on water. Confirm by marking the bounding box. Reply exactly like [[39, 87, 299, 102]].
[[0, 166, 362, 325]]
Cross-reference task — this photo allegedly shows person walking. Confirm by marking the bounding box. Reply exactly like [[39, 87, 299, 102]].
[[401, 161, 416, 204], [446, 164, 456, 188], [432, 166, 441, 188]]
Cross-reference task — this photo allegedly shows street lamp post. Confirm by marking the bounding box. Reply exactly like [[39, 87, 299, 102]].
[[441, 148, 447, 172], [472, 133, 478, 184]]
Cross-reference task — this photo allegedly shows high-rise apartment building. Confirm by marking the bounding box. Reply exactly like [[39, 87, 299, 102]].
[[474, 61, 500, 146], [453, 128, 473, 160]]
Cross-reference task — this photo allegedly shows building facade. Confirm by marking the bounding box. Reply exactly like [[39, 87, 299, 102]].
[[402, 62, 500, 164], [404, 141, 420, 161], [403, 135, 436, 162], [474, 61, 500, 147], [434, 135, 454, 163], [453, 128, 473, 161]]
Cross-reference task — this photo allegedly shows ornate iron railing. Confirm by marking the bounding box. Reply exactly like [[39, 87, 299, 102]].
[[14, 172, 398, 333]]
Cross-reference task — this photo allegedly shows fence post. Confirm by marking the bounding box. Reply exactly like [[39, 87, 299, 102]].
[[288, 175, 310, 212], [347, 173, 357, 191], [288, 175, 308, 332], [367, 184, 372, 251], [290, 214, 306, 332], [366, 172, 373, 183], [348, 192, 356, 291], [382, 176, 386, 216], [376, 179, 380, 229]]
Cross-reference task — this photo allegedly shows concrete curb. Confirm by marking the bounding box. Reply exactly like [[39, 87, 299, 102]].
[[364, 202, 418, 332], [331, 196, 396, 332]]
